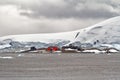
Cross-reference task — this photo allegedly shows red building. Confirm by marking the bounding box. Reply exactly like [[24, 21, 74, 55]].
[[47, 46, 59, 52]]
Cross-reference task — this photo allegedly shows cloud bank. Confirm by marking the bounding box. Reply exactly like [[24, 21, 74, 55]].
[[0, 0, 120, 36]]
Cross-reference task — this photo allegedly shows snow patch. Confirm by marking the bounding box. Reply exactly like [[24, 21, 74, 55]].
[[0, 56, 13, 59], [0, 44, 11, 49], [18, 54, 24, 57], [109, 49, 118, 53], [83, 50, 103, 54]]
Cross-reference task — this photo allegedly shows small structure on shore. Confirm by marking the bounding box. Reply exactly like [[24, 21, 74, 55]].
[[62, 45, 119, 53], [47, 46, 59, 53], [19, 46, 47, 53]]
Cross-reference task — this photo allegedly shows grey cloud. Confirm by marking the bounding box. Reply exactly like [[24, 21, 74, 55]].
[[0, 0, 119, 36], [0, 0, 120, 19], [19, 0, 120, 19]]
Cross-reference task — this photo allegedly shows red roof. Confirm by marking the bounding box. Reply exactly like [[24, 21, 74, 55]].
[[47, 46, 59, 51]]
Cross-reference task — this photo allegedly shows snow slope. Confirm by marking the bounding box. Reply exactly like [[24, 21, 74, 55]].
[[0, 16, 120, 51], [0, 31, 77, 43], [75, 16, 120, 44], [72, 16, 120, 50]]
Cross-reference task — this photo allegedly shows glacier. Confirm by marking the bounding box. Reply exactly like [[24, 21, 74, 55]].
[[0, 16, 120, 52]]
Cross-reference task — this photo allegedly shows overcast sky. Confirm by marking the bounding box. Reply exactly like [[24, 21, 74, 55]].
[[0, 0, 120, 36]]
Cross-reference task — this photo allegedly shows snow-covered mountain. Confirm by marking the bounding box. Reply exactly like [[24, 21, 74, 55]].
[[1, 16, 120, 52], [75, 16, 120, 43], [73, 16, 120, 50]]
